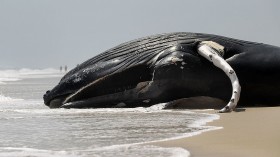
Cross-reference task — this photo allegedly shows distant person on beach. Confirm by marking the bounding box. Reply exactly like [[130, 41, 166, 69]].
[[60, 66, 63, 72], [64, 65, 68, 72]]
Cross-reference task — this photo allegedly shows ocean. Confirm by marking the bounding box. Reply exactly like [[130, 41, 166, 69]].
[[0, 69, 220, 157]]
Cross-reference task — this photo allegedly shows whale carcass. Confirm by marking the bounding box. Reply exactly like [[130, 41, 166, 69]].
[[43, 32, 280, 112]]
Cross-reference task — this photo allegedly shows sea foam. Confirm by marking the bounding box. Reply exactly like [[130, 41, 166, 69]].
[[0, 147, 80, 157], [0, 146, 190, 157], [0, 101, 220, 157]]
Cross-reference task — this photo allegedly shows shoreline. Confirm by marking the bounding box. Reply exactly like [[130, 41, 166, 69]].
[[150, 107, 280, 157]]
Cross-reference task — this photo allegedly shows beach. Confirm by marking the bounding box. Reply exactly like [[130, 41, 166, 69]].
[[152, 107, 280, 157]]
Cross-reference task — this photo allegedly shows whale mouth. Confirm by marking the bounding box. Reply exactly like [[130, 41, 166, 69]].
[[49, 98, 65, 108], [44, 93, 71, 108]]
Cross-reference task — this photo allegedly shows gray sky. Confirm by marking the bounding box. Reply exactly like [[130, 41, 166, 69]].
[[0, 0, 279, 69]]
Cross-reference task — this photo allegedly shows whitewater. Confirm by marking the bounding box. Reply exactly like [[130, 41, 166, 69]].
[[0, 68, 220, 157]]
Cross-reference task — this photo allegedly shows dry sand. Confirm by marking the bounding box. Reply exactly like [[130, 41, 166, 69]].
[[151, 107, 280, 157]]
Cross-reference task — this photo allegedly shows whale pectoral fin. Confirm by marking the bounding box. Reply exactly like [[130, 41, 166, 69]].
[[197, 41, 241, 113]]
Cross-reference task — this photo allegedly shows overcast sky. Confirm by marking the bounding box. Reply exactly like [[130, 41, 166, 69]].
[[0, 0, 279, 69]]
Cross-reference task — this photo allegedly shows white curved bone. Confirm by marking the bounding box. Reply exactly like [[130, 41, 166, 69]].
[[197, 41, 241, 112]]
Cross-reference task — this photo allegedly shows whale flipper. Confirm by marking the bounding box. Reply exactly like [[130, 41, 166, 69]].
[[198, 41, 241, 112]]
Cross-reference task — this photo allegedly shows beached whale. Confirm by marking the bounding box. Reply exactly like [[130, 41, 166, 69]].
[[43, 32, 280, 112]]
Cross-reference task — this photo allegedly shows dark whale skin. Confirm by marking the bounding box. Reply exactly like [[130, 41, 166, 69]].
[[43, 32, 280, 108]]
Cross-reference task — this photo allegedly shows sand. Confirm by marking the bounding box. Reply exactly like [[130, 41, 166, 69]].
[[151, 107, 280, 157]]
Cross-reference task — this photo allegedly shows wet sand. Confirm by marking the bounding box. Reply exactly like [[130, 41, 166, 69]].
[[152, 107, 280, 157]]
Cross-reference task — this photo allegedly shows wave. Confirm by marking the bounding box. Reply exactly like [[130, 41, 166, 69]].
[[0, 147, 79, 157], [0, 145, 190, 157], [0, 94, 23, 102], [0, 68, 63, 84], [0, 102, 220, 157]]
